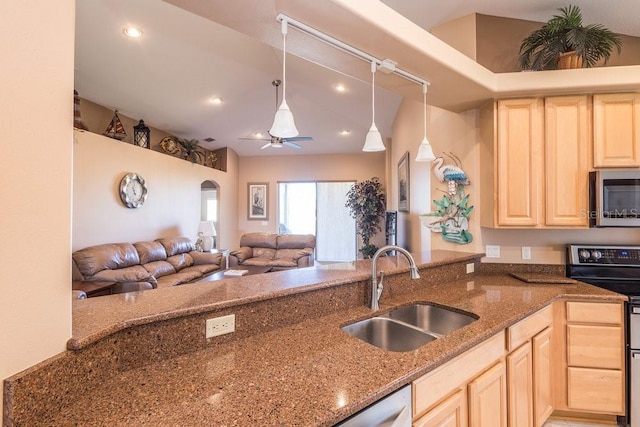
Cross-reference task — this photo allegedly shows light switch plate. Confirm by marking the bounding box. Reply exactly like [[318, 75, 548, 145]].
[[522, 246, 532, 260]]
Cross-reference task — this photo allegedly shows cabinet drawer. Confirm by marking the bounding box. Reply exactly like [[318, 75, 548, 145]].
[[567, 367, 624, 414], [567, 324, 623, 369], [566, 302, 622, 325], [507, 305, 552, 351]]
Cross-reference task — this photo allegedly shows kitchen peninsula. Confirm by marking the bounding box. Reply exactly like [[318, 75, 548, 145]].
[[3, 251, 625, 426]]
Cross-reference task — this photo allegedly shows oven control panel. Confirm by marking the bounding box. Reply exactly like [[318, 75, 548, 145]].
[[568, 244, 640, 266]]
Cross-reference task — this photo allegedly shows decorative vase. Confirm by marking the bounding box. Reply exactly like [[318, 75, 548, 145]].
[[557, 51, 583, 69]]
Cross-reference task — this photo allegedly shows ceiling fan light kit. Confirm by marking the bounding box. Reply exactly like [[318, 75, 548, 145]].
[[269, 18, 299, 138], [415, 83, 435, 162]]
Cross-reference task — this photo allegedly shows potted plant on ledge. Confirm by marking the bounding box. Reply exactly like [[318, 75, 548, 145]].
[[345, 177, 386, 258], [518, 5, 622, 71]]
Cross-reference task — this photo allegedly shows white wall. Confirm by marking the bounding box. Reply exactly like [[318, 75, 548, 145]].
[[72, 130, 239, 250], [0, 0, 75, 418]]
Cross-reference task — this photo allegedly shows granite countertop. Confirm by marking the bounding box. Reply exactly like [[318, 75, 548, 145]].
[[48, 260, 624, 426], [70, 250, 481, 349]]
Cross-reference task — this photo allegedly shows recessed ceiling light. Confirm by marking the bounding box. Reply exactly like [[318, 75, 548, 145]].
[[123, 26, 143, 38], [210, 97, 223, 105], [335, 84, 347, 93], [340, 130, 351, 135]]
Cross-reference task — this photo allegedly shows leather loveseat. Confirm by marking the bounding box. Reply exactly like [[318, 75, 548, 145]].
[[229, 233, 315, 271], [72, 236, 224, 294]]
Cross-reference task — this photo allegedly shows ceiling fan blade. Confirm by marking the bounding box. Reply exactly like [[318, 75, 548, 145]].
[[283, 141, 302, 149], [260, 142, 272, 149], [283, 136, 313, 142]]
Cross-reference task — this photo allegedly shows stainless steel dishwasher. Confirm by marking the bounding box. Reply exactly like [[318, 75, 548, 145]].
[[334, 385, 411, 427]]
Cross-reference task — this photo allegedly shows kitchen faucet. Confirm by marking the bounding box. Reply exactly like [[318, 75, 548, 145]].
[[370, 245, 420, 310]]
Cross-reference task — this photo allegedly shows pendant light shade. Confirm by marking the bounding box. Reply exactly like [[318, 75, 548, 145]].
[[415, 83, 436, 162], [270, 19, 299, 138], [362, 60, 385, 152]]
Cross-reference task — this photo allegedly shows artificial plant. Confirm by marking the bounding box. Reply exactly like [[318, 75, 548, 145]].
[[518, 5, 622, 71], [345, 177, 386, 258]]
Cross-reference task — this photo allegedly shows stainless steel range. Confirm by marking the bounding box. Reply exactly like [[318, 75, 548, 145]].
[[567, 244, 640, 427]]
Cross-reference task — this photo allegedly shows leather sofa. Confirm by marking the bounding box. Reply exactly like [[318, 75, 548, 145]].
[[229, 233, 315, 271], [72, 236, 224, 294]]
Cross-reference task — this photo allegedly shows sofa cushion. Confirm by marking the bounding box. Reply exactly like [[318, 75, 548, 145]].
[[240, 233, 277, 249], [73, 243, 140, 277], [156, 236, 194, 257], [230, 247, 252, 263], [277, 234, 316, 250], [189, 251, 222, 266], [142, 261, 176, 278], [89, 265, 154, 283], [267, 258, 297, 268], [155, 270, 202, 288], [134, 241, 167, 264], [166, 253, 194, 271], [180, 264, 219, 276], [242, 257, 274, 267], [253, 248, 276, 259], [274, 248, 312, 260]]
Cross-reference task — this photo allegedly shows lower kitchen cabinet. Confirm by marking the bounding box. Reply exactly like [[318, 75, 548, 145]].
[[532, 327, 553, 426], [468, 361, 508, 427], [412, 301, 624, 427], [413, 389, 467, 427], [506, 305, 553, 427], [552, 300, 625, 417], [507, 342, 533, 427], [412, 332, 505, 427]]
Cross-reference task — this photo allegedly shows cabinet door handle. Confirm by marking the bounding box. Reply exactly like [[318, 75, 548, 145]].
[[633, 353, 640, 359], [632, 307, 640, 314]]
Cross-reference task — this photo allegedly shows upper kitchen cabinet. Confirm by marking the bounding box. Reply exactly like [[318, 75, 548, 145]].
[[593, 93, 640, 168], [480, 96, 590, 228]]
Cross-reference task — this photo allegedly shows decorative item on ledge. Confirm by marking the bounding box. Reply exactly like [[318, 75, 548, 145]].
[[133, 119, 150, 149], [518, 5, 623, 71], [176, 138, 205, 163], [103, 110, 127, 141], [73, 90, 89, 131]]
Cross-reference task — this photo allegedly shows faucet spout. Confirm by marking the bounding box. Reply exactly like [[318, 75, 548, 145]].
[[370, 245, 420, 310]]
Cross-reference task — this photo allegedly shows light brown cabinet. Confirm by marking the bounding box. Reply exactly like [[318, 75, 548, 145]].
[[414, 389, 467, 427], [412, 301, 623, 427], [480, 95, 590, 228], [506, 305, 553, 427], [468, 361, 508, 427], [412, 332, 506, 427], [552, 301, 625, 416], [532, 327, 553, 427], [593, 92, 640, 167]]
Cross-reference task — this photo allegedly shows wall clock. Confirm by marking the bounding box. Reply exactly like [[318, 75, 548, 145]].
[[119, 173, 147, 208]]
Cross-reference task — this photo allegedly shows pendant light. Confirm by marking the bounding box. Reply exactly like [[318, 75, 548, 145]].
[[269, 19, 299, 138], [362, 60, 385, 152], [415, 83, 435, 162]]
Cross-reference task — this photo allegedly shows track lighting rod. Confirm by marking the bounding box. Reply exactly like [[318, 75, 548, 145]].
[[276, 13, 430, 88]]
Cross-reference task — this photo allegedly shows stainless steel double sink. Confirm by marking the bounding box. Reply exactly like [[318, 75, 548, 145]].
[[341, 304, 477, 352]]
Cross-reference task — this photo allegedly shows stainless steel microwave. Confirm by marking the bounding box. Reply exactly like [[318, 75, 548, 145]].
[[590, 170, 640, 227]]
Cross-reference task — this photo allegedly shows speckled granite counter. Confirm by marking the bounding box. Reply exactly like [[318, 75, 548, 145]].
[[3, 251, 626, 426]]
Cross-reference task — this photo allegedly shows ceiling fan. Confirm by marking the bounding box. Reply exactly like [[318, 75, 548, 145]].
[[240, 80, 313, 150]]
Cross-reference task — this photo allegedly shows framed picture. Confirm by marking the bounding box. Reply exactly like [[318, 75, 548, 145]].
[[398, 151, 410, 212], [248, 183, 269, 220]]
